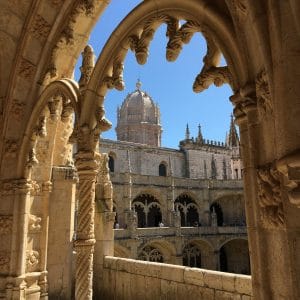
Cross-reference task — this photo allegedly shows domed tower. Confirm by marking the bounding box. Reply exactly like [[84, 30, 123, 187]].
[[116, 80, 162, 147]]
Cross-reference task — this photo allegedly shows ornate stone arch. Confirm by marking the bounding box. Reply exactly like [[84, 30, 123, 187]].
[[17, 79, 80, 178], [82, 0, 250, 129]]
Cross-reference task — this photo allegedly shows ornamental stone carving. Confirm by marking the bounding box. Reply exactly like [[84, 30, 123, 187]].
[[0, 216, 13, 235], [28, 215, 42, 233], [256, 69, 272, 115], [97, 154, 113, 212], [0, 252, 10, 274], [277, 151, 300, 208], [30, 14, 51, 40], [26, 250, 40, 272], [79, 45, 95, 91], [257, 163, 284, 228], [18, 58, 36, 80], [4, 139, 18, 158], [10, 99, 26, 121], [0, 179, 33, 195]]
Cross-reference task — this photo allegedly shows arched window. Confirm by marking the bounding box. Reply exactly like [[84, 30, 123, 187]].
[[108, 155, 115, 172], [175, 194, 199, 227], [183, 243, 201, 268], [159, 163, 167, 176], [138, 246, 164, 263], [132, 194, 162, 227]]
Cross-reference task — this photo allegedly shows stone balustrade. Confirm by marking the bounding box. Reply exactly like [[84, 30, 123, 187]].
[[110, 172, 243, 189], [102, 256, 253, 299], [114, 226, 247, 240]]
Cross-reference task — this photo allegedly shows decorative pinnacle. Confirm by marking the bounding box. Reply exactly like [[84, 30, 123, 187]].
[[185, 123, 190, 140], [136, 78, 142, 90]]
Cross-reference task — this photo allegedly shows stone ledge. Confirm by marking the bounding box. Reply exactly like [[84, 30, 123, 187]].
[[104, 256, 253, 298]]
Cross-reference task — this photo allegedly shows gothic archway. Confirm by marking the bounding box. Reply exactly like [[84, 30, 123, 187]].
[[175, 194, 200, 226], [132, 194, 162, 227], [182, 243, 201, 268]]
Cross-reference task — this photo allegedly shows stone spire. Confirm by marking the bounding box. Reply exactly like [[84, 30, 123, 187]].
[[185, 124, 190, 140], [197, 124, 203, 144], [227, 114, 239, 147]]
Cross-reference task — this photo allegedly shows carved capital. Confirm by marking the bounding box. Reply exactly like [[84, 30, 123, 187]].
[[257, 163, 284, 228], [75, 151, 101, 177], [277, 151, 300, 208], [0, 216, 13, 235]]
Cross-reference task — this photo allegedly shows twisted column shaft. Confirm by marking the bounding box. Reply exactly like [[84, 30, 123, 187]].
[[74, 151, 100, 300]]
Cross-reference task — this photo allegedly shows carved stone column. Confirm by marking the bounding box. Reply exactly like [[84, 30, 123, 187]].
[[2, 179, 34, 299], [94, 153, 115, 299], [74, 151, 100, 300]]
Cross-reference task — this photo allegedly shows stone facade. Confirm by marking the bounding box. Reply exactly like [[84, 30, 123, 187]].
[[97, 84, 248, 274]]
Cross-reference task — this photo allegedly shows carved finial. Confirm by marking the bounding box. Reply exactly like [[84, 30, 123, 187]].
[[79, 45, 95, 90], [185, 123, 190, 140], [136, 78, 142, 90]]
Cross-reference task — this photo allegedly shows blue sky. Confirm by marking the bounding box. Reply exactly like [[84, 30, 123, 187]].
[[74, 0, 234, 148]]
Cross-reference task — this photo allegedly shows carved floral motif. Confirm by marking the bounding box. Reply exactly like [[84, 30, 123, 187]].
[[0, 216, 13, 235], [257, 164, 284, 228], [256, 69, 272, 115], [30, 14, 51, 40], [18, 58, 36, 79]]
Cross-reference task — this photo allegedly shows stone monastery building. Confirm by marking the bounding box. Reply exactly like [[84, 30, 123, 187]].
[[99, 80, 249, 273], [0, 0, 300, 299]]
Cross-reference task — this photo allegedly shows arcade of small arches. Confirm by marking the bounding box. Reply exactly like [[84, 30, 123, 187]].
[[115, 238, 250, 275], [113, 192, 246, 228]]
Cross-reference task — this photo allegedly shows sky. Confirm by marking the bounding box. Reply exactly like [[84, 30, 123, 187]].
[[74, 0, 234, 149]]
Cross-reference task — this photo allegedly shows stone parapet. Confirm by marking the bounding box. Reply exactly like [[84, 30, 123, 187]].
[[101, 256, 253, 299], [114, 226, 247, 240]]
